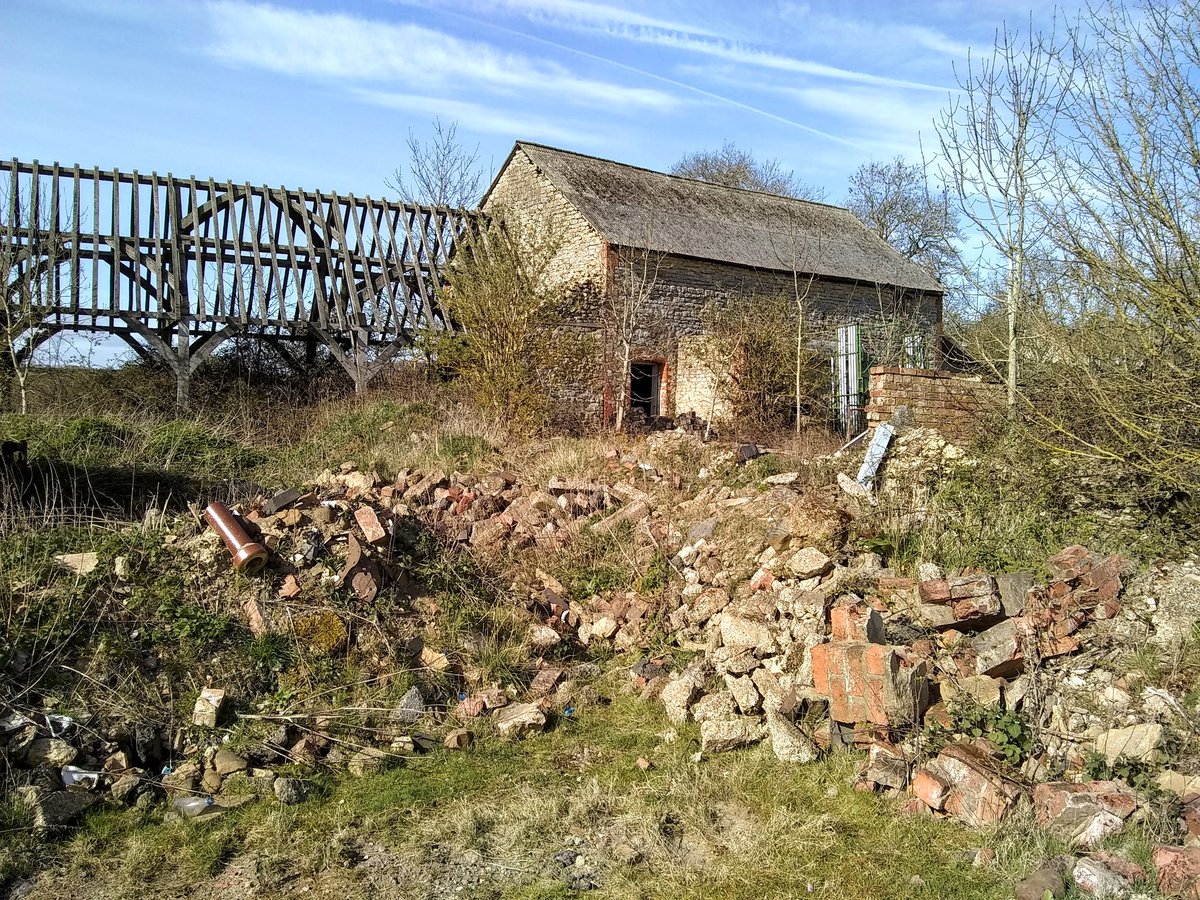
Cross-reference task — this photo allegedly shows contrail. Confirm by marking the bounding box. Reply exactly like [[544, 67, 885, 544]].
[[436, 6, 862, 147]]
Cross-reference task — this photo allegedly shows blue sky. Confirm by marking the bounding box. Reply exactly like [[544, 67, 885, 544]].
[[2, 0, 1066, 205]]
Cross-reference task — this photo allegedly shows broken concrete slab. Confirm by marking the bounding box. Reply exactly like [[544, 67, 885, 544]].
[[719, 615, 775, 654], [54, 552, 98, 576], [1094, 723, 1162, 765], [724, 673, 761, 715], [348, 748, 393, 777], [192, 687, 225, 728], [700, 717, 766, 753], [765, 710, 818, 763], [18, 787, 98, 830], [392, 686, 426, 725], [996, 571, 1034, 617], [691, 691, 738, 723], [273, 777, 315, 805], [785, 547, 832, 580], [494, 702, 546, 738], [659, 675, 702, 725]]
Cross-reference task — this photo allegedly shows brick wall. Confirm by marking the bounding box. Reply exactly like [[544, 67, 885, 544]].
[[865, 367, 1003, 441]]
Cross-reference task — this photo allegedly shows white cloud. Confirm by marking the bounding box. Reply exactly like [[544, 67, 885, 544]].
[[204, 1, 679, 112], [784, 84, 947, 155], [628, 29, 950, 92], [354, 89, 594, 146], [455, 0, 720, 37], [426, 0, 954, 91]]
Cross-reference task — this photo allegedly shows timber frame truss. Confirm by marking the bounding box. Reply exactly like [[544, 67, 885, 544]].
[[2, 158, 474, 406]]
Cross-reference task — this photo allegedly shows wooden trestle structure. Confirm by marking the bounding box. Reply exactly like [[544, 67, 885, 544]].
[[2, 158, 474, 407]]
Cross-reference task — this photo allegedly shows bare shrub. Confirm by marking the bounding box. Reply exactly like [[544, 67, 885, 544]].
[[434, 205, 586, 433]]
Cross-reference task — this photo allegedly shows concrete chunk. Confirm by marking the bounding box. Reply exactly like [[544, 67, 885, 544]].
[[700, 717, 766, 753]]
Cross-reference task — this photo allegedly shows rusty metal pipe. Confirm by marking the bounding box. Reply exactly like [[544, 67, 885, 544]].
[[203, 501, 268, 574]]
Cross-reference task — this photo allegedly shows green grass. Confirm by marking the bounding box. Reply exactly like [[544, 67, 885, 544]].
[[20, 692, 1016, 900]]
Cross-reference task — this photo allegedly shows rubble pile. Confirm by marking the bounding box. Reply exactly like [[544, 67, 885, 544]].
[[3, 425, 1199, 897]]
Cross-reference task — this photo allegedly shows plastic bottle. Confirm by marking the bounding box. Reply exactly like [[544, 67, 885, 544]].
[[172, 796, 214, 817]]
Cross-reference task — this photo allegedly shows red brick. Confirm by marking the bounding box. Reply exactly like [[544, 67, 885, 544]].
[[831, 601, 885, 643], [929, 743, 1023, 828], [1047, 545, 1098, 581], [1153, 846, 1200, 899], [864, 643, 889, 676], [810, 642, 835, 693], [354, 506, 388, 543], [919, 579, 952, 603], [1047, 580, 1072, 600], [912, 769, 951, 810], [809, 641, 927, 726], [1033, 781, 1137, 846]]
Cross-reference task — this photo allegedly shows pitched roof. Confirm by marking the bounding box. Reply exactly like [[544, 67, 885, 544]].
[[486, 141, 942, 292]]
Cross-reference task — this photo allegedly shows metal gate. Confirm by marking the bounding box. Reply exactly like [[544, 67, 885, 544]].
[[831, 324, 934, 437], [832, 323, 867, 437]]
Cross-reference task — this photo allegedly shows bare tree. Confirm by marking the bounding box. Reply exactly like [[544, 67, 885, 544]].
[[607, 246, 666, 430], [1016, 0, 1200, 492], [387, 117, 483, 209], [672, 141, 827, 201], [935, 18, 1071, 408], [847, 157, 961, 281], [2, 190, 65, 414]]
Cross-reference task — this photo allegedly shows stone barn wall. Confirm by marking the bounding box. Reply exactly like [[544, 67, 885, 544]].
[[615, 250, 943, 423], [481, 153, 946, 429], [481, 151, 605, 297], [624, 253, 940, 342], [865, 366, 1002, 442]]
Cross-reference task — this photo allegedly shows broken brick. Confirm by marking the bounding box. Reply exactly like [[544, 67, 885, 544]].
[[529, 667, 562, 697], [1034, 780, 1137, 846], [829, 601, 885, 643], [919, 579, 952, 603], [748, 567, 776, 592], [1047, 545, 1100, 582], [948, 574, 997, 600], [1152, 846, 1200, 899], [242, 597, 268, 637], [810, 641, 927, 726], [354, 506, 387, 543], [911, 768, 951, 811], [926, 742, 1023, 828]]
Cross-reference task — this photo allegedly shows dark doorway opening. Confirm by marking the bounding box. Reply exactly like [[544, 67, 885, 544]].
[[629, 362, 662, 418]]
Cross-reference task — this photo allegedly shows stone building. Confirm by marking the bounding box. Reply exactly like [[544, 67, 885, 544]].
[[481, 141, 944, 427]]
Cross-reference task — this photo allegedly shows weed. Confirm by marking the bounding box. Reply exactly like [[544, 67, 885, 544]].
[[571, 562, 627, 601], [245, 633, 295, 675], [434, 432, 495, 470], [1082, 750, 1173, 798], [925, 703, 1035, 767], [636, 551, 669, 595]]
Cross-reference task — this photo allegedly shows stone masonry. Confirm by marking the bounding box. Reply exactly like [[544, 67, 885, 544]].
[[484, 144, 944, 427]]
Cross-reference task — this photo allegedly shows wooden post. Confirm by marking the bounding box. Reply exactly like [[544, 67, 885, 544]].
[[175, 319, 191, 412]]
